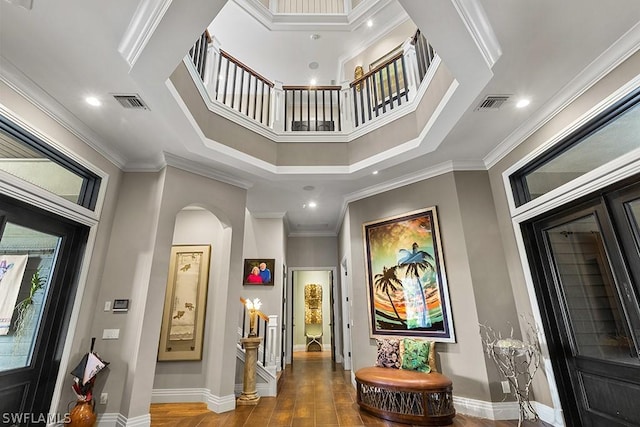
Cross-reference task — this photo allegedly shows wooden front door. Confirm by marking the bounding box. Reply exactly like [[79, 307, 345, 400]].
[[524, 179, 640, 426]]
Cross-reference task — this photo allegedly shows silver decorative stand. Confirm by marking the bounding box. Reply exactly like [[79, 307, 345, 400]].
[[480, 318, 541, 426]]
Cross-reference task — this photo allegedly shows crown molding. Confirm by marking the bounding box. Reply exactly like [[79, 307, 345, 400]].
[[162, 152, 254, 189], [484, 21, 640, 169], [451, 0, 501, 68], [233, 0, 399, 32], [0, 57, 127, 169], [251, 211, 287, 219], [334, 159, 485, 235], [118, 0, 173, 67]]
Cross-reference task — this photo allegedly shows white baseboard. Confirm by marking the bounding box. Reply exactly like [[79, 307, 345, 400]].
[[96, 413, 127, 427], [96, 412, 148, 427], [125, 414, 151, 427], [453, 396, 559, 425], [150, 388, 236, 413], [207, 393, 236, 413]]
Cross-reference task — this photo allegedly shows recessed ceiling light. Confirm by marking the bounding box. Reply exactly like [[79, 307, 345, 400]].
[[85, 96, 101, 107], [372, 170, 379, 175], [310, 34, 320, 40], [309, 62, 319, 70], [367, 19, 373, 28], [310, 78, 317, 86], [308, 201, 317, 208], [303, 185, 315, 191], [516, 98, 530, 108]]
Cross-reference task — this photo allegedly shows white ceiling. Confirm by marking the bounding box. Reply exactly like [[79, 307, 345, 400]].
[[1, 0, 639, 235]]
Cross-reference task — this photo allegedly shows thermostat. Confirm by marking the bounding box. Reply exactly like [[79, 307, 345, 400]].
[[113, 299, 129, 312]]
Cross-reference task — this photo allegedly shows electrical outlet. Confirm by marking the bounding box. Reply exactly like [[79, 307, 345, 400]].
[[501, 380, 510, 393], [100, 393, 108, 404]]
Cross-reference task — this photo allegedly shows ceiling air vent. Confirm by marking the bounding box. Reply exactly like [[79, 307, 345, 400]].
[[112, 94, 149, 110], [476, 95, 510, 111]]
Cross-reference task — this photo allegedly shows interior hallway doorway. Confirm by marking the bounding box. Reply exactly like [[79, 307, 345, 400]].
[[288, 268, 341, 366]]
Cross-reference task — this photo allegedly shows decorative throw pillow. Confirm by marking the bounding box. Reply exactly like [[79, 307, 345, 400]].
[[400, 339, 431, 373], [375, 338, 401, 368]]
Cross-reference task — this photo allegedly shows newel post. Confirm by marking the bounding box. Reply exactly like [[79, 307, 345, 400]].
[[403, 39, 419, 102], [271, 81, 285, 131], [267, 315, 278, 368], [205, 35, 222, 100], [340, 81, 354, 133]]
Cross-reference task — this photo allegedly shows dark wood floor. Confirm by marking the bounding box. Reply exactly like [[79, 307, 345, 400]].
[[150, 351, 552, 426]]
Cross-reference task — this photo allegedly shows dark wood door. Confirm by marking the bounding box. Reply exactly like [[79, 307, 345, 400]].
[[0, 195, 87, 425], [525, 182, 640, 427]]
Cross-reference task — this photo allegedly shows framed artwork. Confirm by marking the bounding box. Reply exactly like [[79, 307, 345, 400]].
[[158, 245, 210, 361], [363, 207, 455, 342], [243, 258, 275, 286]]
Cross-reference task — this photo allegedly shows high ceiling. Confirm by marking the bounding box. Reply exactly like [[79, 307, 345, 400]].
[[1, 0, 639, 235]]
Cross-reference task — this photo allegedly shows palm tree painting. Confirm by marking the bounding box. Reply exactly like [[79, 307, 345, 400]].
[[363, 207, 455, 341]]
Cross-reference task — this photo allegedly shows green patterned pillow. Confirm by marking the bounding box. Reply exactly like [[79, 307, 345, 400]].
[[400, 339, 431, 373]]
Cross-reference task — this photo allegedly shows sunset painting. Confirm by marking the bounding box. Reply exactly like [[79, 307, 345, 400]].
[[363, 207, 455, 342]]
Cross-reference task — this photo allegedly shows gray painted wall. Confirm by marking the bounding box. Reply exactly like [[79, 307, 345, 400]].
[[343, 172, 497, 402], [153, 209, 225, 389]]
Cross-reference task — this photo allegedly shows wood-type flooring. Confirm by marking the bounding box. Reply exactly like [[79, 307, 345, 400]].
[[150, 351, 554, 426]]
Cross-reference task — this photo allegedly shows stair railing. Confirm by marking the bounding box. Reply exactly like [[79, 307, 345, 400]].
[[282, 86, 342, 132], [188, 28, 437, 134], [213, 49, 274, 128], [239, 305, 278, 369], [349, 51, 408, 128]]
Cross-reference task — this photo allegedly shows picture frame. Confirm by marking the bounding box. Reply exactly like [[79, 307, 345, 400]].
[[363, 207, 456, 342], [158, 245, 210, 361], [243, 258, 275, 286]]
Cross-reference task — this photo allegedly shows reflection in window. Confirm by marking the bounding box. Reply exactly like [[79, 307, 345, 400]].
[[511, 91, 640, 206], [546, 215, 638, 364], [0, 116, 100, 210], [0, 223, 59, 372]]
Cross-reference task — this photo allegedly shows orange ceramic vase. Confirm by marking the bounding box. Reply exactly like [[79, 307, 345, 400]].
[[67, 400, 96, 427]]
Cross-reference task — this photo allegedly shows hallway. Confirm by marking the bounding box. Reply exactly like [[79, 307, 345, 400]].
[[150, 351, 552, 426]]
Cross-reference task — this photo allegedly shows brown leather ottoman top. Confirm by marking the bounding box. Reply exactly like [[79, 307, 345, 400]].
[[355, 366, 452, 389]]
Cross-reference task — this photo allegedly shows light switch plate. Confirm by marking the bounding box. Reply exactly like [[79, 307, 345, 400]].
[[102, 329, 120, 339], [104, 301, 111, 311]]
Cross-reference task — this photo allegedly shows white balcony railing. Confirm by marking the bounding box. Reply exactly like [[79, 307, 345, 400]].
[[187, 29, 437, 138]]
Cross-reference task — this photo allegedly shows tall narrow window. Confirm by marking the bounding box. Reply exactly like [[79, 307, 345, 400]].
[[0, 116, 101, 210]]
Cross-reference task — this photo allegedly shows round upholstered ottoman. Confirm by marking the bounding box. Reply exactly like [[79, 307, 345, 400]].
[[355, 366, 455, 425]]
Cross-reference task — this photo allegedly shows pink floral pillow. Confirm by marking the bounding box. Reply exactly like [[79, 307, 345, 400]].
[[375, 338, 401, 368]]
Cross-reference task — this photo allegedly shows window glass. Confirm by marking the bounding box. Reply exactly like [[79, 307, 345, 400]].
[[0, 222, 60, 372], [511, 91, 640, 206], [0, 118, 100, 210]]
